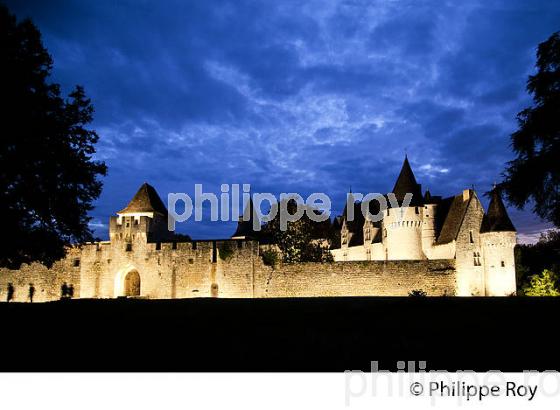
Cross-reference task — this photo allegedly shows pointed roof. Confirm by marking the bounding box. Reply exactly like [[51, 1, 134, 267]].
[[392, 155, 423, 206], [424, 189, 432, 203], [232, 197, 260, 238], [341, 192, 365, 243], [436, 193, 473, 244], [118, 183, 168, 215], [480, 188, 516, 233]]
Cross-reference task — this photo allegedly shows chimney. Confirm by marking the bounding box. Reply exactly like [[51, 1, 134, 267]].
[[463, 189, 471, 202]]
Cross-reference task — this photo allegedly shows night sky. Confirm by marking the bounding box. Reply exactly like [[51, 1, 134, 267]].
[[6, 0, 560, 242]]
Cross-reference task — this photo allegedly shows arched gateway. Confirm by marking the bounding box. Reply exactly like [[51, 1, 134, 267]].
[[124, 270, 141, 297]]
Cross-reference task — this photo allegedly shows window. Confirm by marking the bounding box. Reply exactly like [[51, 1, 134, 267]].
[[473, 252, 481, 266], [501, 261, 505, 267], [192, 241, 197, 250], [415, 207, 419, 214], [469, 230, 474, 244], [172, 242, 177, 250], [73, 259, 80, 267], [126, 243, 132, 252], [156, 242, 161, 250]]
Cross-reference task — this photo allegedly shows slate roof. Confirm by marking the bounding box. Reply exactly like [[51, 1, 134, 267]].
[[436, 192, 472, 244], [340, 195, 365, 246], [232, 198, 260, 238], [342, 195, 365, 233], [480, 188, 516, 233], [391, 156, 424, 207], [118, 183, 168, 214]]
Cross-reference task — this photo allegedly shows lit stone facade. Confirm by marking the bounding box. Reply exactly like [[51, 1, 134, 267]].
[[0, 158, 518, 300], [331, 157, 517, 296]]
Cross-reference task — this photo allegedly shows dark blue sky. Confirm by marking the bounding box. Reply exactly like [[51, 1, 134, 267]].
[[7, 0, 560, 242]]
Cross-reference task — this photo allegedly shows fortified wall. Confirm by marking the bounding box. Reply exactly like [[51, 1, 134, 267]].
[[254, 259, 456, 297], [0, 240, 457, 302], [0, 173, 516, 301]]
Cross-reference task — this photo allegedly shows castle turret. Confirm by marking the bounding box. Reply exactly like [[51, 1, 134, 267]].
[[383, 156, 425, 260], [231, 197, 260, 239], [480, 187, 517, 296], [110, 183, 172, 248]]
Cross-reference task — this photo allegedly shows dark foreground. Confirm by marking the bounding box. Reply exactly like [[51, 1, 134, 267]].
[[0, 297, 558, 372]]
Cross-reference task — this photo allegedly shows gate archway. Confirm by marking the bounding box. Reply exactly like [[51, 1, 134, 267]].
[[124, 270, 141, 297]]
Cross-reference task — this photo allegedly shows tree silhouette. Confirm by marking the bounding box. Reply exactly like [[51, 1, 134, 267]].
[[261, 199, 333, 263], [0, 5, 107, 269], [500, 32, 560, 227]]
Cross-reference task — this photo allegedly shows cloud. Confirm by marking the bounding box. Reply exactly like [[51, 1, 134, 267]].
[[6, 0, 560, 238]]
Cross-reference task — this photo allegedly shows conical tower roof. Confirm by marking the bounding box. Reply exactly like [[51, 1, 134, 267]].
[[480, 187, 516, 233], [232, 197, 260, 238], [391, 156, 423, 206], [118, 183, 168, 215]]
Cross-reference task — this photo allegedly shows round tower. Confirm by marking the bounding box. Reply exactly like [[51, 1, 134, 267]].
[[383, 206, 425, 260], [480, 188, 517, 296], [383, 156, 426, 260]]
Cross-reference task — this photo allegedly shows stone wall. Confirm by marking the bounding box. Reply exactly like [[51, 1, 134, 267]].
[[254, 259, 456, 297], [0, 247, 81, 303], [0, 239, 457, 301], [454, 194, 485, 296]]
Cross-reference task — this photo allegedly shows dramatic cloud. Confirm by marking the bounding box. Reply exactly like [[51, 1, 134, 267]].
[[7, 0, 560, 241]]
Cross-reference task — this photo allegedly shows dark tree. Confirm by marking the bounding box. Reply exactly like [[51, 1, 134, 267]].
[[261, 199, 333, 263], [500, 32, 560, 226], [0, 6, 107, 269]]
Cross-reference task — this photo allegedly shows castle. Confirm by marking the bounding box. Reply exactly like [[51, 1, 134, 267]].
[[0, 157, 517, 302], [331, 156, 517, 296]]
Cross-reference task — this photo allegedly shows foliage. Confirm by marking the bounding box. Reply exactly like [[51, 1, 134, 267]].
[[515, 229, 560, 288], [261, 199, 333, 263], [218, 241, 235, 261], [408, 289, 427, 297], [500, 32, 560, 227], [261, 248, 279, 267], [522, 269, 560, 296], [0, 5, 107, 268]]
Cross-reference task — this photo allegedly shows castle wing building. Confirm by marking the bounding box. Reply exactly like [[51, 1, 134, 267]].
[[331, 156, 517, 296]]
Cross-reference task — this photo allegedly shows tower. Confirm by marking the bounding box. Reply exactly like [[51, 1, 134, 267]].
[[231, 197, 260, 239], [110, 182, 172, 250], [383, 156, 426, 260], [480, 187, 517, 296], [421, 190, 438, 258]]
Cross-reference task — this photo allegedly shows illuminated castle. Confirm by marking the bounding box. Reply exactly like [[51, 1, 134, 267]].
[[0, 158, 517, 301], [331, 156, 517, 296]]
